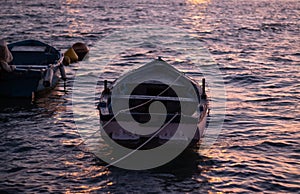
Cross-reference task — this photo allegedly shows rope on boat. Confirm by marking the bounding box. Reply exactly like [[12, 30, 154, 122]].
[[118, 72, 184, 113], [103, 113, 179, 169]]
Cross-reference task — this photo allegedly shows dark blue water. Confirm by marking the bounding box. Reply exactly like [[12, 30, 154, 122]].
[[0, 0, 299, 193]]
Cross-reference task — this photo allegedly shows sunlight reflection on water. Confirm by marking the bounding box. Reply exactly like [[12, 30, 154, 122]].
[[0, 0, 299, 193]]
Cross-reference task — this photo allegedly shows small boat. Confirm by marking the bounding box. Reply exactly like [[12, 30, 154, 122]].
[[98, 57, 209, 149], [0, 40, 66, 98]]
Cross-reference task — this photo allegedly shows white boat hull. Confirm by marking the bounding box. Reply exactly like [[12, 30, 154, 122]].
[[100, 108, 208, 147], [98, 58, 209, 149]]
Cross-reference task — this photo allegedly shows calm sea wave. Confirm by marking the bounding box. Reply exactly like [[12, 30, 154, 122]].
[[0, 0, 299, 193]]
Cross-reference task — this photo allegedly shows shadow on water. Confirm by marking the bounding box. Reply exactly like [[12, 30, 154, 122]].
[[0, 84, 68, 128], [95, 148, 214, 192], [0, 98, 35, 111], [0, 98, 39, 124], [151, 148, 201, 178], [102, 149, 210, 179], [0, 93, 65, 113]]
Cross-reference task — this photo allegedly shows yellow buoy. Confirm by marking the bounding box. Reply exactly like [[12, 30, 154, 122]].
[[63, 55, 71, 66], [72, 42, 89, 61], [64, 47, 78, 63]]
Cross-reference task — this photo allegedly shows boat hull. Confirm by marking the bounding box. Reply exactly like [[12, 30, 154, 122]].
[[0, 40, 63, 98], [100, 108, 208, 149], [0, 68, 60, 98], [98, 58, 209, 149]]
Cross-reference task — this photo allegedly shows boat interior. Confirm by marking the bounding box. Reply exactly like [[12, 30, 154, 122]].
[[8, 41, 60, 66]]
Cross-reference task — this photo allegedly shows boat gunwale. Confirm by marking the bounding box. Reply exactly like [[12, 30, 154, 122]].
[[109, 94, 200, 102]]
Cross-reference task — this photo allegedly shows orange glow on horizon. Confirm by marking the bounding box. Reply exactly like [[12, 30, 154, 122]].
[[186, 0, 210, 5]]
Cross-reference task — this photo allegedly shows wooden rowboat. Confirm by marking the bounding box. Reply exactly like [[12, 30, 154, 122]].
[[98, 57, 209, 149], [0, 40, 66, 98]]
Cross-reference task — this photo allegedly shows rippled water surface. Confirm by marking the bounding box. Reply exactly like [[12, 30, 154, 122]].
[[0, 0, 299, 193]]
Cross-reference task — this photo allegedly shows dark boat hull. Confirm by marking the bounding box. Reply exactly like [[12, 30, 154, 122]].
[[0, 69, 60, 98], [0, 40, 63, 98]]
